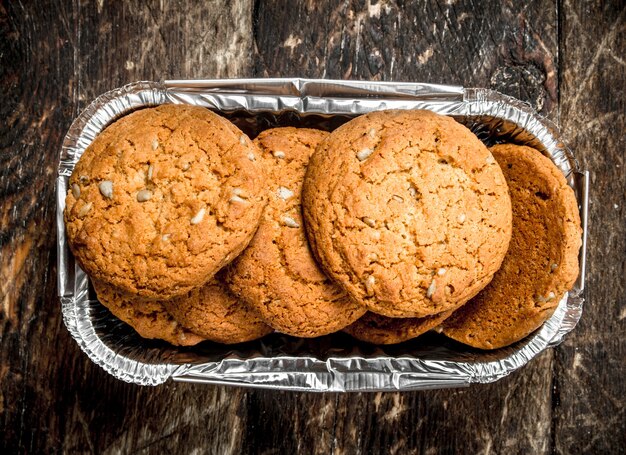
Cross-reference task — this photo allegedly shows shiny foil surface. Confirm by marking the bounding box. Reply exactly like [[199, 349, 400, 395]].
[[56, 80, 589, 389]]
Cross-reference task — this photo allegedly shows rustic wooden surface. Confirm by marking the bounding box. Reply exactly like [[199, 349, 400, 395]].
[[1, 0, 624, 453]]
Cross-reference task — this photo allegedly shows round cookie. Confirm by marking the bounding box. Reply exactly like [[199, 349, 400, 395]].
[[343, 310, 453, 345], [226, 127, 366, 337], [93, 280, 205, 346], [302, 109, 512, 318], [163, 274, 273, 344], [441, 143, 582, 349], [65, 104, 267, 300]]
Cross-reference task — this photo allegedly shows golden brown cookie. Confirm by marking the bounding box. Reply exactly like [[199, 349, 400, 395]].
[[226, 127, 366, 337], [92, 280, 205, 346], [343, 310, 453, 344], [65, 104, 267, 300], [441, 143, 582, 349], [302, 109, 512, 318], [163, 274, 273, 344]]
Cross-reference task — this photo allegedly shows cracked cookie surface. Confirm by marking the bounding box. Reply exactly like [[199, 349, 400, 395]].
[[93, 280, 205, 346], [64, 104, 267, 299], [164, 272, 272, 344], [226, 127, 366, 337], [343, 310, 453, 344], [441, 144, 582, 349], [302, 109, 512, 318]]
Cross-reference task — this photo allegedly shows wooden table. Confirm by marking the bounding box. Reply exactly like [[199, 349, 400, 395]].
[[1, 1, 624, 453]]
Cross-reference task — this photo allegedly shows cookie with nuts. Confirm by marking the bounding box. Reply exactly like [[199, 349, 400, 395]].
[[225, 127, 366, 337], [92, 279, 205, 346], [343, 310, 453, 345], [163, 272, 273, 344], [302, 109, 512, 318], [441, 143, 582, 349], [64, 104, 267, 299]]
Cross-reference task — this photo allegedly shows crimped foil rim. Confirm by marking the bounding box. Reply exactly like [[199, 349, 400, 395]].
[[56, 79, 587, 390]]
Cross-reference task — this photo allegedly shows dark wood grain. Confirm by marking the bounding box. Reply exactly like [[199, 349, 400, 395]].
[[253, 0, 558, 115], [553, 1, 626, 453], [1, 0, 624, 453], [0, 1, 255, 453], [1, 1, 75, 452], [253, 2, 560, 454]]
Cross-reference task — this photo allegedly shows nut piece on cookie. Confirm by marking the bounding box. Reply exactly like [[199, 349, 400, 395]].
[[441, 143, 582, 349], [302, 109, 512, 319], [225, 127, 366, 338], [64, 104, 268, 300]]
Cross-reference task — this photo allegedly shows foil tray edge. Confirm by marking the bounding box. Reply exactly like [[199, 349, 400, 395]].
[[57, 79, 587, 390]]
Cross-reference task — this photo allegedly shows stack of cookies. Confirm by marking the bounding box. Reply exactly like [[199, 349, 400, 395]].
[[64, 104, 582, 349]]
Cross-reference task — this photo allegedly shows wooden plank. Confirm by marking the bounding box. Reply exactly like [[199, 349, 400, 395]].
[[71, 0, 254, 103], [1, 1, 78, 452], [331, 359, 554, 454], [1, 0, 560, 452], [553, 1, 626, 453], [253, 0, 558, 116], [6, 0, 623, 453], [253, 1, 559, 453], [0, 1, 255, 453]]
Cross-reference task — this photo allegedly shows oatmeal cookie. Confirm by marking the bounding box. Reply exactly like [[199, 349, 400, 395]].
[[226, 127, 366, 337], [65, 104, 267, 299], [93, 280, 204, 346], [441, 143, 582, 349], [164, 273, 273, 344], [302, 109, 512, 318]]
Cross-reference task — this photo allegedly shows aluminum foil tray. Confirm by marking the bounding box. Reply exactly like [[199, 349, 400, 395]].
[[56, 79, 589, 390]]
